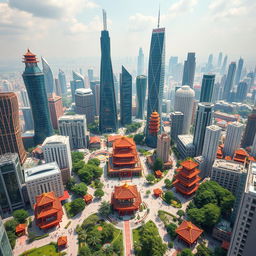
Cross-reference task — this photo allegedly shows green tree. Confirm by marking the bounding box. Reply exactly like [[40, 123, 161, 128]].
[[72, 152, 84, 163], [82, 214, 100, 230], [164, 179, 172, 189], [178, 248, 193, 256], [78, 246, 92, 256], [78, 168, 93, 184], [146, 174, 155, 183], [202, 203, 221, 229], [214, 247, 227, 256], [153, 158, 164, 171], [70, 198, 86, 215], [98, 201, 112, 218], [177, 209, 185, 217], [86, 229, 102, 250], [101, 223, 114, 243], [6, 231, 17, 249], [88, 158, 100, 166], [166, 223, 177, 239], [133, 134, 145, 145], [66, 177, 76, 190], [94, 188, 104, 198], [12, 209, 29, 224], [187, 208, 205, 227], [4, 219, 18, 232], [164, 191, 174, 204], [194, 190, 217, 208], [73, 160, 85, 173], [72, 183, 88, 196], [196, 243, 213, 256]]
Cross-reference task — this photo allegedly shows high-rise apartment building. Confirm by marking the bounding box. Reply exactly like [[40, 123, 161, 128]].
[[170, 112, 184, 142], [70, 71, 85, 101], [22, 49, 53, 145], [99, 10, 118, 133], [88, 68, 94, 82], [217, 52, 223, 67], [136, 75, 147, 119], [145, 24, 165, 147], [75, 88, 95, 124], [0, 216, 13, 256], [228, 162, 256, 256], [42, 135, 72, 184], [120, 66, 132, 126], [236, 81, 248, 102], [0, 153, 25, 215], [251, 134, 256, 157], [206, 54, 213, 72], [193, 103, 214, 156], [235, 57, 244, 85], [223, 122, 244, 157], [41, 57, 54, 95], [221, 55, 228, 75], [200, 74, 215, 102], [21, 107, 34, 131], [223, 62, 236, 100], [24, 162, 64, 208], [169, 56, 178, 76], [20, 90, 30, 107], [200, 125, 221, 177], [58, 115, 87, 149], [241, 108, 256, 148], [174, 85, 195, 134], [90, 81, 100, 116], [54, 78, 62, 96], [0, 92, 27, 164], [58, 69, 67, 95], [156, 133, 170, 163], [182, 52, 196, 88], [48, 95, 64, 130], [137, 48, 144, 76]]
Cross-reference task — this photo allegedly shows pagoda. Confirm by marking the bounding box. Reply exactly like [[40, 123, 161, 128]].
[[172, 159, 201, 196], [108, 136, 142, 177], [233, 148, 248, 164], [146, 111, 160, 148], [34, 191, 63, 229], [111, 183, 142, 215]]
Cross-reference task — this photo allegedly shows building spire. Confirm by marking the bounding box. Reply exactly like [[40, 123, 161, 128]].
[[102, 9, 107, 30], [157, 5, 160, 28]]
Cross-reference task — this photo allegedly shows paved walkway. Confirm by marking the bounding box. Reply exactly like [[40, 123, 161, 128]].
[[124, 220, 133, 256]]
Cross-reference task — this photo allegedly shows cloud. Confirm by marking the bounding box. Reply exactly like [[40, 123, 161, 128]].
[[128, 13, 156, 32], [168, 0, 199, 15]]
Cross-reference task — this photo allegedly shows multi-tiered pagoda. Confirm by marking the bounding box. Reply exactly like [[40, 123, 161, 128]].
[[111, 183, 142, 215], [108, 137, 142, 177], [146, 111, 160, 148], [172, 160, 201, 196], [34, 192, 63, 229], [233, 148, 248, 164]]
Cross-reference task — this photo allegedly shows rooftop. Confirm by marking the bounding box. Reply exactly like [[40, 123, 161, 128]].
[[75, 88, 93, 95], [248, 162, 256, 194], [213, 159, 246, 173], [42, 135, 69, 145], [0, 153, 18, 165], [59, 114, 85, 121], [24, 162, 60, 182], [178, 134, 194, 147]]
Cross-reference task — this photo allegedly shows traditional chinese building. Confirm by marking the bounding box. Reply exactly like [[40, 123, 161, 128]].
[[89, 136, 101, 149], [111, 183, 142, 215], [108, 137, 142, 177], [34, 191, 63, 229], [172, 159, 201, 196], [146, 111, 160, 148], [233, 148, 248, 164], [216, 147, 223, 159]]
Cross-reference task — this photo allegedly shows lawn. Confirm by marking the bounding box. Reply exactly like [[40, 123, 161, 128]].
[[19, 243, 63, 256]]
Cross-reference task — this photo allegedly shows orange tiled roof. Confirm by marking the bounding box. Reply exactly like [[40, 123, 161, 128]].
[[176, 220, 203, 244], [113, 183, 139, 200], [221, 241, 230, 250], [90, 136, 101, 144], [155, 170, 163, 176], [58, 236, 67, 246], [15, 224, 26, 233], [225, 156, 232, 161], [32, 146, 43, 154], [180, 160, 198, 170], [108, 135, 122, 143], [35, 192, 55, 207], [113, 136, 135, 148], [153, 188, 163, 195], [234, 148, 248, 156], [84, 194, 93, 202]]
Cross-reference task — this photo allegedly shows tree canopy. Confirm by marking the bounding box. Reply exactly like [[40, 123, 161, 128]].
[[70, 198, 86, 215], [88, 158, 100, 166], [12, 209, 29, 224], [94, 188, 104, 198], [153, 158, 164, 171], [98, 201, 112, 218], [72, 183, 88, 196]]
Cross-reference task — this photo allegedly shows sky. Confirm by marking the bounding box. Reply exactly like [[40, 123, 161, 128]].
[[0, 0, 256, 68]]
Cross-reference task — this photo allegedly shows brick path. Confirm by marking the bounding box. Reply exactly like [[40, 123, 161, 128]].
[[124, 220, 133, 256]]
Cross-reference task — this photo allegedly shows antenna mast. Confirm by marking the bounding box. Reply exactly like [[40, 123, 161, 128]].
[[103, 9, 107, 30], [157, 5, 160, 28]]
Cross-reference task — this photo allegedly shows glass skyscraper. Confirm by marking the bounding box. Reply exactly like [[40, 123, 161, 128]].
[[223, 62, 236, 100], [0, 217, 13, 256], [235, 57, 244, 85], [136, 75, 147, 119], [70, 71, 85, 101], [41, 57, 55, 95], [58, 69, 67, 95], [200, 74, 215, 103], [146, 26, 165, 147], [99, 10, 117, 133], [137, 48, 144, 76], [22, 49, 53, 145], [120, 66, 132, 126], [182, 52, 196, 88]]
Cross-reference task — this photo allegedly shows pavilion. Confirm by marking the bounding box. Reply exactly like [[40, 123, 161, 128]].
[[57, 236, 67, 249], [15, 224, 26, 236]]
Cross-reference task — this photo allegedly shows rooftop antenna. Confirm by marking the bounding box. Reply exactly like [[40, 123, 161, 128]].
[[157, 4, 160, 28], [102, 9, 107, 30]]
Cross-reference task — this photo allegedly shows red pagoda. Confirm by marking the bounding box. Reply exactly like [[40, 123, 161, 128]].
[[34, 192, 63, 229], [108, 137, 142, 177], [233, 148, 248, 164], [111, 183, 142, 215], [148, 111, 160, 135], [172, 160, 201, 196]]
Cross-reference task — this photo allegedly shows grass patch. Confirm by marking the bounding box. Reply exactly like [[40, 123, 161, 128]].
[[28, 233, 49, 243], [65, 221, 71, 229], [19, 243, 63, 256], [64, 202, 73, 218], [158, 210, 177, 226]]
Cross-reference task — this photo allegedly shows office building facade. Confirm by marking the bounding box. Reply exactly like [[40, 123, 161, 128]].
[[156, 133, 170, 163], [235, 57, 244, 85], [170, 112, 184, 142], [182, 52, 196, 88], [48, 95, 64, 129], [200, 74, 215, 102], [136, 75, 147, 119], [58, 69, 67, 95], [21, 107, 34, 131], [236, 81, 248, 102], [70, 71, 85, 101], [252, 134, 256, 157], [241, 108, 256, 148], [0, 217, 13, 256], [177, 135, 195, 159], [137, 47, 144, 76], [223, 62, 236, 100], [41, 57, 54, 95], [90, 81, 100, 116]]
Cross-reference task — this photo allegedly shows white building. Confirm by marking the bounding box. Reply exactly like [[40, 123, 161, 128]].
[[200, 125, 221, 177], [223, 122, 244, 157], [228, 162, 256, 256], [42, 135, 72, 184], [156, 133, 170, 163], [24, 162, 64, 208], [58, 114, 87, 149], [251, 134, 256, 157], [177, 134, 195, 159], [174, 85, 195, 134]]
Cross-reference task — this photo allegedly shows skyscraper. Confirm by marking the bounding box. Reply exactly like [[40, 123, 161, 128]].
[[170, 112, 184, 142], [217, 52, 223, 67], [200, 74, 215, 102], [235, 57, 244, 85], [22, 49, 53, 145], [137, 48, 144, 76], [251, 133, 256, 157], [200, 125, 221, 177], [236, 81, 248, 102], [54, 78, 62, 96], [21, 107, 34, 131], [0, 216, 13, 256], [223, 122, 244, 157], [90, 81, 100, 116], [99, 10, 118, 133], [0, 92, 27, 164], [58, 69, 67, 95], [241, 108, 256, 148], [223, 62, 236, 100], [156, 133, 170, 163], [48, 95, 64, 129], [20, 90, 30, 107], [174, 85, 195, 134], [120, 66, 132, 126], [88, 68, 94, 82], [0, 153, 25, 215], [182, 52, 196, 88], [168, 56, 178, 76], [136, 75, 147, 119], [70, 71, 85, 101], [206, 54, 213, 72], [193, 103, 214, 156], [146, 21, 165, 147], [41, 57, 55, 95], [221, 55, 228, 75]]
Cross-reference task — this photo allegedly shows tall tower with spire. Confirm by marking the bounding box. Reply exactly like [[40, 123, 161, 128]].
[[41, 57, 55, 95], [22, 49, 53, 145], [99, 10, 118, 133], [145, 8, 165, 147]]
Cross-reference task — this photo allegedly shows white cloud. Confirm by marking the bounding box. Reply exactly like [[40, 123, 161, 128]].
[[128, 13, 156, 32], [168, 0, 199, 15]]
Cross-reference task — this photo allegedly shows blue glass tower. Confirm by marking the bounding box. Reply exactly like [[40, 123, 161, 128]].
[[58, 69, 67, 95], [71, 71, 85, 101], [136, 75, 147, 119], [99, 10, 117, 133], [41, 57, 54, 95], [120, 66, 132, 126], [200, 74, 215, 102], [22, 49, 53, 145], [146, 22, 165, 147]]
